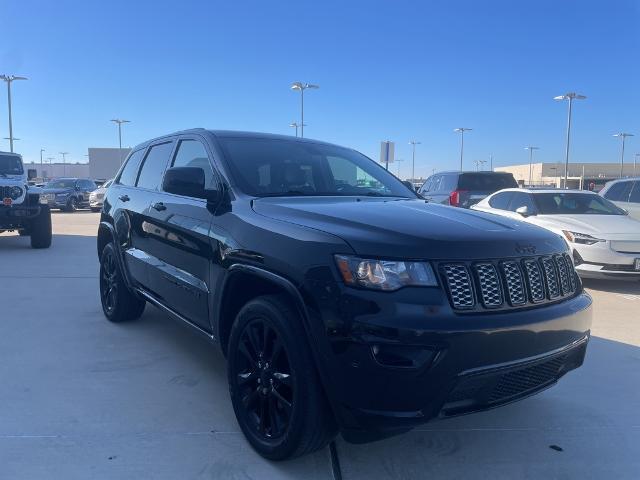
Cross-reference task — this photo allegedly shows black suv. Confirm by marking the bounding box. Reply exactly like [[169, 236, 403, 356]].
[[97, 130, 591, 460], [419, 171, 518, 208], [42, 178, 97, 212]]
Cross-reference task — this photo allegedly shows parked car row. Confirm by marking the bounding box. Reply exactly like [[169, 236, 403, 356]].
[[96, 129, 592, 460]]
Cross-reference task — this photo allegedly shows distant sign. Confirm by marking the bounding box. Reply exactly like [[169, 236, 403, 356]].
[[380, 141, 395, 166]]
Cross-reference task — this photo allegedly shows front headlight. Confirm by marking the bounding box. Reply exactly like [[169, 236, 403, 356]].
[[38, 193, 48, 205], [562, 230, 604, 245], [334, 255, 438, 291]]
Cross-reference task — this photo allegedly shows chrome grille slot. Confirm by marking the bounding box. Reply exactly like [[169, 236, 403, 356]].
[[522, 258, 545, 302], [474, 263, 503, 307], [440, 253, 578, 312], [501, 261, 526, 305], [442, 265, 475, 309], [541, 257, 560, 299]]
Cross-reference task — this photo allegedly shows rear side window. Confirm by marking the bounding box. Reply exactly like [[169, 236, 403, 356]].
[[430, 175, 443, 192], [419, 177, 433, 193], [629, 181, 640, 203], [440, 174, 458, 192], [458, 173, 517, 191], [171, 139, 217, 189], [508, 192, 536, 212], [488, 192, 513, 210], [118, 149, 145, 186], [136, 142, 174, 190], [603, 180, 633, 202]]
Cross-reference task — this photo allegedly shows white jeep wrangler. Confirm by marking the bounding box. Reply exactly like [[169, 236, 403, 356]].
[[0, 151, 52, 248]]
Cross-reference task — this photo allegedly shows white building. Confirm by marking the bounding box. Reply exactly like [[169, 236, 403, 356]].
[[23, 162, 90, 181], [495, 162, 638, 190], [88, 148, 131, 181]]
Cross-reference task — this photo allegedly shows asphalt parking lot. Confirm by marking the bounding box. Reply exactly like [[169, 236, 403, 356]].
[[1, 212, 639, 479]]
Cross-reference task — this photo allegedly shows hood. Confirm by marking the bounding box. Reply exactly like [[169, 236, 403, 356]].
[[42, 187, 74, 195], [252, 197, 566, 260], [533, 214, 640, 239], [0, 175, 25, 185]]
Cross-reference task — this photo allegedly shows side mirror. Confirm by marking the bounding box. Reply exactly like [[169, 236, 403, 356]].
[[515, 205, 532, 217], [162, 167, 219, 202], [401, 180, 415, 191]]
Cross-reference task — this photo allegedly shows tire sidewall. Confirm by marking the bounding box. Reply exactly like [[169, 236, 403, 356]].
[[228, 298, 311, 460]]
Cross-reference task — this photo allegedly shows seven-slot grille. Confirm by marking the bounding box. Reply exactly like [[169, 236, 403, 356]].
[[440, 254, 578, 311]]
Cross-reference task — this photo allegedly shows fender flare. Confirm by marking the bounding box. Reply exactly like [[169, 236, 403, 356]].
[[97, 220, 134, 289]]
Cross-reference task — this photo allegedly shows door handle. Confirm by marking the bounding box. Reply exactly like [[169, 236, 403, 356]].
[[151, 202, 167, 211], [119, 194, 130, 202]]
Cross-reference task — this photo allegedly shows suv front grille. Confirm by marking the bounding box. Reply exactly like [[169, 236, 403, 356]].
[[439, 254, 579, 312]]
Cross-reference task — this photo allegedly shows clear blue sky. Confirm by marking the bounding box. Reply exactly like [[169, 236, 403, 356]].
[[1, 0, 638, 178]]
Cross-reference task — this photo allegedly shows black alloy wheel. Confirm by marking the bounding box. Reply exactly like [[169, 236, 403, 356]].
[[99, 243, 145, 322], [234, 317, 294, 441]]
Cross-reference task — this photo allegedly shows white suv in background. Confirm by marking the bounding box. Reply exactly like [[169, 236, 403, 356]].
[[599, 178, 640, 221]]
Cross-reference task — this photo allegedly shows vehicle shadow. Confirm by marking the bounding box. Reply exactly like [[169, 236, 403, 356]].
[[582, 277, 640, 294]]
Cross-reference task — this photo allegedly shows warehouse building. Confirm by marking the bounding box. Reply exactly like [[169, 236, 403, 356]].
[[23, 147, 130, 182], [494, 162, 639, 190]]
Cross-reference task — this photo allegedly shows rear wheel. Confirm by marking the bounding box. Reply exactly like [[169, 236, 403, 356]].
[[228, 295, 336, 460], [30, 206, 52, 249], [99, 243, 146, 322]]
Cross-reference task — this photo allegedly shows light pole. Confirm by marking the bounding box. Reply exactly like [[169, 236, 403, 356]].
[[409, 140, 421, 182], [40, 148, 45, 172], [111, 119, 131, 165], [554, 92, 586, 188], [59, 152, 69, 176], [489, 154, 493, 171], [290, 82, 318, 138], [613, 133, 634, 178], [454, 128, 472, 171], [395, 158, 404, 177], [0, 75, 28, 153], [634, 153, 639, 176], [525, 146, 540, 186], [289, 122, 306, 137]]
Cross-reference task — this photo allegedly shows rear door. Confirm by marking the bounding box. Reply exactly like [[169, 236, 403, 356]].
[[144, 136, 218, 331]]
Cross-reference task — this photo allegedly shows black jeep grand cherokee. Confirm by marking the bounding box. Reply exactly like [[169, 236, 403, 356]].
[[97, 129, 591, 460]]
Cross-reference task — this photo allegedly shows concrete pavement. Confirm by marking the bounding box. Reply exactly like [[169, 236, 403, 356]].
[[1, 212, 638, 479]]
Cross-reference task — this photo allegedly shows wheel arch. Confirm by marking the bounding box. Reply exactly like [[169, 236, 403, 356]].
[[216, 265, 311, 357], [97, 221, 134, 288]]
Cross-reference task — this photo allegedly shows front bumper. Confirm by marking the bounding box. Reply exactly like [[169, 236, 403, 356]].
[[0, 204, 42, 227], [302, 278, 592, 443], [573, 242, 640, 278]]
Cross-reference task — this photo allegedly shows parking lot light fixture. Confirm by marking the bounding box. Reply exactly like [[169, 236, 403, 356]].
[[554, 92, 586, 188], [111, 119, 131, 165], [289, 121, 306, 137], [409, 140, 421, 182], [290, 82, 319, 138], [59, 152, 69, 176], [0, 74, 28, 153], [454, 128, 472, 171], [525, 146, 540, 186], [613, 133, 634, 178]]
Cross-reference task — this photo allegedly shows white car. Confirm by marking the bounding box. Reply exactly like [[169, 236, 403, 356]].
[[472, 188, 640, 279], [599, 177, 640, 221], [89, 179, 112, 212]]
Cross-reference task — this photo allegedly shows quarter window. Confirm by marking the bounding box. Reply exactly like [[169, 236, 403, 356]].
[[489, 192, 513, 210], [118, 149, 145, 186], [171, 140, 216, 189], [136, 142, 174, 190]]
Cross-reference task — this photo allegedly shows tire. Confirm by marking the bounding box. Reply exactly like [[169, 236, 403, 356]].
[[66, 197, 77, 212], [18, 229, 30, 236], [30, 205, 52, 249], [99, 243, 146, 322], [227, 295, 336, 460]]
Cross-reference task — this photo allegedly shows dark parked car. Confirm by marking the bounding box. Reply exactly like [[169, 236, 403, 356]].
[[97, 130, 591, 460], [418, 171, 518, 208], [42, 178, 97, 212]]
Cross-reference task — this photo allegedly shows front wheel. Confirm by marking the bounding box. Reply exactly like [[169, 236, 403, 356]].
[[65, 197, 77, 212], [30, 205, 52, 248], [227, 295, 336, 460], [99, 243, 146, 322]]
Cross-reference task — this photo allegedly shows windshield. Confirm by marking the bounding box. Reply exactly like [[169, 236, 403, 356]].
[[217, 137, 416, 198], [533, 192, 626, 215], [458, 173, 518, 191], [46, 179, 76, 189], [0, 154, 24, 176]]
